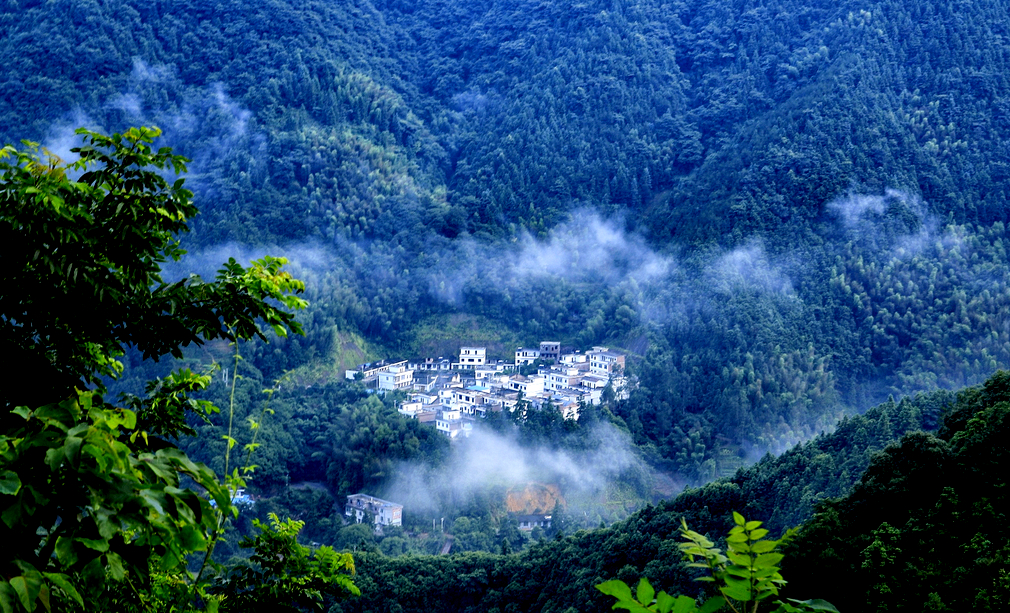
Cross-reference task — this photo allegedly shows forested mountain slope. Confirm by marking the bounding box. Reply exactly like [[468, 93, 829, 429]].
[[8, 0, 1010, 245], [785, 371, 1010, 610], [6, 0, 1010, 486], [330, 386, 954, 613]]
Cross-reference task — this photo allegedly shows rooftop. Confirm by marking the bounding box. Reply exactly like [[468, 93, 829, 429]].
[[346, 493, 403, 508]]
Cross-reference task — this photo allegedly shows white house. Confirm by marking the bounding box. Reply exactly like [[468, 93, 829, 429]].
[[398, 398, 423, 417], [436, 408, 471, 438], [587, 347, 626, 376], [416, 357, 453, 371], [560, 352, 587, 365], [344, 358, 408, 382], [377, 365, 414, 390], [345, 494, 403, 528], [509, 374, 545, 397], [515, 347, 540, 365], [515, 514, 552, 531], [457, 347, 486, 369], [546, 366, 583, 391]]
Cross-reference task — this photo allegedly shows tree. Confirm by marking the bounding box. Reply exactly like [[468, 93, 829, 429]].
[[0, 128, 304, 409], [0, 127, 351, 612], [215, 514, 359, 613]]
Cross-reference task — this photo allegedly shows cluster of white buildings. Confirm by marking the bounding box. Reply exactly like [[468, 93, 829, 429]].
[[348, 343, 629, 439]]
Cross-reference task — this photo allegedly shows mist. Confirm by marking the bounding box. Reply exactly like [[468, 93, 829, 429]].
[[381, 421, 659, 523], [424, 208, 678, 307], [40, 62, 1004, 487], [42, 58, 262, 200], [162, 241, 338, 287], [827, 188, 937, 257], [163, 183, 995, 478], [707, 241, 795, 297]]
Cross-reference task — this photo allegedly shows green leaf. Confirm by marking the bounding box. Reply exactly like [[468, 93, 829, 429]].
[[721, 576, 752, 601], [0, 582, 15, 613], [731, 541, 752, 553], [0, 471, 21, 495], [671, 595, 699, 613], [205, 596, 220, 613], [637, 578, 655, 606], [139, 489, 167, 516], [80, 557, 104, 585], [37, 583, 50, 613], [177, 525, 206, 553], [749, 528, 769, 540], [77, 538, 110, 553], [697, 596, 726, 613], [33, 402, 77, 426], [751, 540, 778, 553], [119, 409, 136, 429], [42, 573, 83, 607], [732, 512, 745, 526], [44, 447, 65, 471], [597, 580, 634, 602], [54, 538, 77, 567], [106, 552, 125, 581], [63, 436, 83, 465], [753, 565, 783, 579], [655, 592, 676, 613], [744, 520, 763, 530], [1, 500, 23, 529], [755, 553, 785, 568], [9, 574, 40, 611]]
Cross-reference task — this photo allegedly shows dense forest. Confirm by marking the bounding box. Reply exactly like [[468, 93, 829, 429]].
[[4, 0, 1010, 610], [320, 373, 1007, 612], [9, 0, 1010, 482]]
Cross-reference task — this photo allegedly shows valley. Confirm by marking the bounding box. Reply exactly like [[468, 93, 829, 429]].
[[4, 0, 1010, 609]]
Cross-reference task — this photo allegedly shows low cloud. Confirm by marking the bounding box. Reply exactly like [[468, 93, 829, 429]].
[[424, 208, 678, 309], [382, 422, 656, 518], [827, 188, 936, 257], [162, 241, 338, 289], [708, 241, 794, 296], [510, 211, 673, 284], [42, 58, 262, 200]]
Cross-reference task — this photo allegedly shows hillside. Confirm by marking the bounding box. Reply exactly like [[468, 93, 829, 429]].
[[9, 0, 1010, 245], [330, 384, 955, 613], [5, 0, 1010, 567]]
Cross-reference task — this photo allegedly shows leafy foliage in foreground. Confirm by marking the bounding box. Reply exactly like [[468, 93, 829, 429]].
[[598, 513, 837, 613], [0, 129, 305, 407], [0, 129, 354, 612], [0, 390, 225, 612]]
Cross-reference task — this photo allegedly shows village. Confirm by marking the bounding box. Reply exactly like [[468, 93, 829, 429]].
[[337, 343, 631, 537], [344, 342, 630, 439]]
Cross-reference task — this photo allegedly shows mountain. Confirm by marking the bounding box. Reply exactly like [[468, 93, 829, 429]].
[[9, 0, 1010, 245], [5, 0, 1010, 577], [330, 385, 955, 613]]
